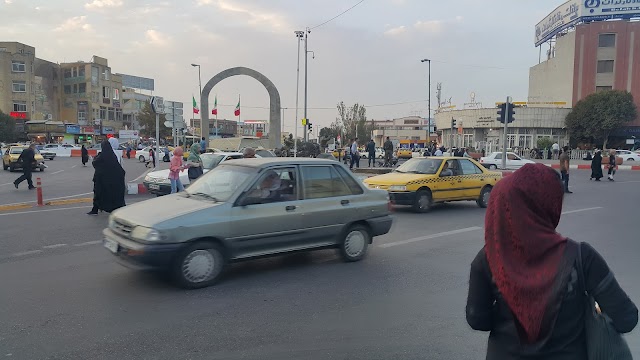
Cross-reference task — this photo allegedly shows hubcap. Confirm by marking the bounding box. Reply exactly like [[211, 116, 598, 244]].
[[418, 195, 430, 209], [344, 231, 366, 258], [482, 190, 490, 205], [182, 250, 215, 283]]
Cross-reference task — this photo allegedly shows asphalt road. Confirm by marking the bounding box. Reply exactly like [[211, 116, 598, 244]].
[[0, 170, 639, 359], [0, 157, 161, 206]]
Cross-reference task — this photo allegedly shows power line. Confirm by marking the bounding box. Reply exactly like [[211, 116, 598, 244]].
[[309, 0, 366, 30], [214, 99, 427, 111], [429, 59, 523, 70]]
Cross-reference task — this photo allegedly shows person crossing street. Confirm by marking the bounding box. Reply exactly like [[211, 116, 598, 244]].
[[13, 144, 36, 190]]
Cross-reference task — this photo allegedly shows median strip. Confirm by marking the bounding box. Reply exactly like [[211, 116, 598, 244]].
[[44, 198, 93, 206]]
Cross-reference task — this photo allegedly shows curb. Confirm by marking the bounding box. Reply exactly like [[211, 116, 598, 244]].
[[0, 203, 32, 212], [45, 198, 92, 206], [547, 164, 640, 171], [127, 183, 148, 195]]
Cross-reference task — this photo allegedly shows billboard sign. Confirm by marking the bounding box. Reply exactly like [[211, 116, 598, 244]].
[[119, 74, 155, 91], [535, 0, 640, 46], [119, 130, 139, 139], [66, 125, 81, 134]]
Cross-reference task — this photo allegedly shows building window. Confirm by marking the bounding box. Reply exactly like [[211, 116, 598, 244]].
[[596, 86, 613, 92], [79, 83, 86, 93], [102, 86, 110, 98], [64, 85, 72, 94], [113, 88, 119, 100], [11, 61, 26, 72], [108, 108, 115, 121], [597, 60, 614, 73], [13, 102, 27, 112], [116, 108, 122, 121], [12, 81, 26, 92], [78, 111, 86, 122], [598, 33, 616, 48], [64, 68, 72, 78], [102, 68, 110, 80], [91, 66, 99, 86], [99, 106, 107, 120], [79, 66, 85, 77]]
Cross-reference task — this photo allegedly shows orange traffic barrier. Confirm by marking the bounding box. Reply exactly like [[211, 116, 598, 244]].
[[36, 177, 44, 207]]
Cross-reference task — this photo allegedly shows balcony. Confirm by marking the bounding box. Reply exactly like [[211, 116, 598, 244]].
[[63, 76, 87, 84]]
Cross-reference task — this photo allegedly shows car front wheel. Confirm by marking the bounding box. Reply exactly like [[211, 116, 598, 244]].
[[413, 189, 433, 213], [339, 225, 370, 262], [172, 242, 226, 289], [488, 164, 498, 170], [139, 155, 145, 162], [477, 186, 492, 208], [627, 158, 635, 161]]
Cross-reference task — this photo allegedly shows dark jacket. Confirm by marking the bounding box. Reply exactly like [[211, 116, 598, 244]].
[[18, 148, 35, 169], [366, 141, 376, 154], [466, 242, 637, 360], [383, 140, 394, 152]]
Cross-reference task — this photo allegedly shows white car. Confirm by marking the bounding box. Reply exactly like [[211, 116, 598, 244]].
[[143, 152, 244, 195], [137, 146, 172, 163], [360, 147, 384, 159], [479, 152, 536, 170], [615, 150, 640, 162]]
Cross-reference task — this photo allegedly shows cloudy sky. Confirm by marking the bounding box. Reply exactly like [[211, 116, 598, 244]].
[[1, 0, 563, 132]]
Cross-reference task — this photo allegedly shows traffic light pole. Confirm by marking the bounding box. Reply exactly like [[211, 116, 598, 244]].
[[501, 96, 511, 170], [450, 117, 454, 150]]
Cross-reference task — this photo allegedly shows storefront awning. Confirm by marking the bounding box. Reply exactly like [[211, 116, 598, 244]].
[[27, 133, 46, 138]]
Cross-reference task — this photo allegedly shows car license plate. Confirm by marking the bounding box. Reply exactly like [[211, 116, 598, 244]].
[[103, 238, 119, 253], [149, 184, 160, 190]]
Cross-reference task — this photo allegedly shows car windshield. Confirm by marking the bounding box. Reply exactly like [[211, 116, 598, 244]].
[[185, 164, 254, 202], [200, 154, 226, 169], [256, 150, 275, 157], [10, 148, 25, 154], [395, 158, 443, 174]]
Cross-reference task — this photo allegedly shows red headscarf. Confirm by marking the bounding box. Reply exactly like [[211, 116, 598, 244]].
[[485, 163, 568, 343]]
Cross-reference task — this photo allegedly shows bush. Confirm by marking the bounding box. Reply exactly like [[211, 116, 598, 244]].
[[537, 138, 553, 150]]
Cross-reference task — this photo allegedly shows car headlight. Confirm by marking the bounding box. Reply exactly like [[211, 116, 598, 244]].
[[131, 226, 163, 242], [144, 175, 151, 182], [108, 215, 116, 229], [389, 185, 407, 191]]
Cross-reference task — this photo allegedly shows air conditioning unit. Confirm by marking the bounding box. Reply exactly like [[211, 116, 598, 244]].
[[46, 114, 53, 120]]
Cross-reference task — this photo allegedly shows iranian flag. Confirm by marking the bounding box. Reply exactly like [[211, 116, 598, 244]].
[[192, 96, 199, 114], [211, 96, 218, 116], [234, 97, 240, 117]]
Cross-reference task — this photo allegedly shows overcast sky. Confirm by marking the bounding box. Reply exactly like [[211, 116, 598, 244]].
[[1, 0, 563, 132]]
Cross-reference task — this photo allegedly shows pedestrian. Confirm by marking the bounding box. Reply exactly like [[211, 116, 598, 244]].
[[137, 143, 143, 150], [186, 143, 204, 181], [169, 147, 186, 194], [607, 149, 618, 181], [434, 147, 443, 156], [200, 137, 207, 154], [349, 138, 360, 169], [552, 142, 560, 160], [87, 139, 126, 215], [383, 137, 394, 166], [463, 148, 472, 158], [466, 163, 638, 359], [126, 144, 131, 159], [13, 144, 36, 190], [559, 146, 572, 194], [590, 149, 603, 181], [146, 147, 156, 168], [366, 139, 376, 167], [81, 144, 89, 167], [243, 147, 256, 158], [108, 137, 122, 165]]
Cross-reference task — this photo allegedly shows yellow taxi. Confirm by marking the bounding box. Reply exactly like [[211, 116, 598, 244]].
[[396, 148, 413, 159], [363, 156, 502, 213], [3, 146, 46, 172]]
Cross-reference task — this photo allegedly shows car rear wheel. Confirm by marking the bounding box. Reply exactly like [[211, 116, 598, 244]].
[[339, 225, 370, 262], [9, 164, 15, 172], [477, 186, 492, 208], [627, 158, 635, 161], [172, 242, 225, 289], [413, 189, 433, 213], [2, 162, 7, 171], [139, 155, 145, 162], [488, 164, 498, 170]]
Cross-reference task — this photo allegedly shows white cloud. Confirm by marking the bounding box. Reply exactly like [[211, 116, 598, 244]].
[[85, 0, 123, 10], [199, 0, 289, 32], [54, 16, 93, 32], [5, 0, 13, 4], [414, 20, 444, 33], [384, 26, 406, 36], [145, 29, 170, 47]]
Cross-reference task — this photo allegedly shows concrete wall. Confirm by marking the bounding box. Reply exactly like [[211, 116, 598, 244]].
[[528, 31, 576, 106]]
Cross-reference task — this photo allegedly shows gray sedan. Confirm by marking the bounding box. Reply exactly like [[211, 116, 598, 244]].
[[103, 158, 393, 288]]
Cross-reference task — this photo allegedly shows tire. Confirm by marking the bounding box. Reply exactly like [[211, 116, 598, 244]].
[[39, 167, 45, 172], [488, 164, 498, 170], [378, 155, 384, 159], [139, 155, 145, 163], [627, 158, 634, 161], [172, 242, 225, 289], [9, 165, 15, 172], [339, 225, 370, 262], [413, 189, 433, 213], [2, 162, 7, 171], [477, 186, 492, 208]]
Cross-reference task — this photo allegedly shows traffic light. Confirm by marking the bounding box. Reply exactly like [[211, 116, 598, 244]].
[[307, 121, 312, 132], [87, 135, 92, 141], [451, 118, 457, 128], [507, 103, 516, 123], [497, 103, 506, 123]]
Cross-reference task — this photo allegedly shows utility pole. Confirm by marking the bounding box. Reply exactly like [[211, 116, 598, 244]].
[[303, 27, 310, 143], [501, 96, 511, 170], [294, 30, 304, 157]]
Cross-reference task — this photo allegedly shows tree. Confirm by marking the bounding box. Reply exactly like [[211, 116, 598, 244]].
[[536, 137, 553, 150], [0, 110, 16, 143], [319, 126, 339, 148], [565, 90, 637, 149], [137, 101, 172, 138], [335, 102, 373, 145]]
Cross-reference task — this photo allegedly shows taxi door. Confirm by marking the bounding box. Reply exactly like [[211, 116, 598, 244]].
[[432, 159, 466, 201], [457, 159, 485, 198]]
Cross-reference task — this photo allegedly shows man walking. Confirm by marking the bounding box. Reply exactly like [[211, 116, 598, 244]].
[[14, 144, 36, 190], [350, 138, 360, 169], [559, 146, 572, 194], [366, 139, 376, 167], [383, 137, 394, 167], [200, 137, 207, 154], [552, 142, 560, 160]]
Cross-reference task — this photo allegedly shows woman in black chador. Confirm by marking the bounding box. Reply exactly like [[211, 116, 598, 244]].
[[87, 140, 126, 215]]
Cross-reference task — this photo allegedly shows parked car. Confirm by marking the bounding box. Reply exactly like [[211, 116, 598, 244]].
[[137, 147, 171, 163], [316, 153, 338, 161], [479, 152, 535, 170], [360, 147, 385, 159], [143, 152, 244, 196], [36, 146, 56, 160], [615, 150, 640, 162], [363, 157, 502, 213], [3, 146, 46, 172], [396, 148, 413, 159], [104, 158, 393, 288]]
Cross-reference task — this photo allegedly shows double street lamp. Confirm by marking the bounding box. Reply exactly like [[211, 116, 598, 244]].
[[420, 59, 431, 145], [191, 63, 204, 138]]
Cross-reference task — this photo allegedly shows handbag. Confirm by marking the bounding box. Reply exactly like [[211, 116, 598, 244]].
[[187, 165, 203, 180], [576, 242, 632, 360]]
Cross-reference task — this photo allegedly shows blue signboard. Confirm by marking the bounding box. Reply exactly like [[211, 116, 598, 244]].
[[66, 125, 81, 134]]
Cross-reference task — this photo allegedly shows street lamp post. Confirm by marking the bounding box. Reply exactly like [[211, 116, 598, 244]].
[[191, 63, 205, 139], [420, 59, 431, 143], [295, 30, 304, 157]]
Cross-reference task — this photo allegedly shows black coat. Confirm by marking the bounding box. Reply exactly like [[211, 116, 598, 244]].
[[590, 153, 603, 179], [18, 148, 35, 171], [366, 141, 376, 154], [81, 147, 89, 164], [92, 141, 126, 212]]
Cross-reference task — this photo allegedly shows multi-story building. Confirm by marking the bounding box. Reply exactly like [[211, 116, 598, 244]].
[[118, 73, 155, 130], [0, 42, 36, 137], [371, 116, 436, 148]]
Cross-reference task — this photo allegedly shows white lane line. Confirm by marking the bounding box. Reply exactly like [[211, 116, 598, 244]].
[[51, 170, 64, 175], [562, 207, 602, 215], [0, 182, 15, 187], [0, 205, 91, 216], [0, 192, 93, 207], [379, 226, 483, 249], [11, 250, 43, 257], [74, 240, 102, 247], [43, 244, 68, 249], [71, 165, 79, 168], [130, 168, 153, 183]]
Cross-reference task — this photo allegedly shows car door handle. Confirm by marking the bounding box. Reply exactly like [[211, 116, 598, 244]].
[[341, 200, 350, 206], [285, 205, 297, 211]]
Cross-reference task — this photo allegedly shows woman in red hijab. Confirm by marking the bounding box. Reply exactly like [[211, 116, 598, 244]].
[[466, 163, 637, 359]]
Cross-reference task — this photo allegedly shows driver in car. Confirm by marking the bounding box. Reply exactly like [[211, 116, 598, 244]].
[[440, 161, 454, 177], [257, 171, 282, 202]]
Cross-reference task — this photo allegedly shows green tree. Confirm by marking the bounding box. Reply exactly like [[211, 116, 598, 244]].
[[335, 102, 373, 145], [536, 137, 553, 150], [0, 110, 16, 143], [565, 90, 637, 149], [137, 101, 171, 138], [319, 126, 339, 148]]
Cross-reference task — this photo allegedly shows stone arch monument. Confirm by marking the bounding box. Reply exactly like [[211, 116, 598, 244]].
[[200, 67, 281, 149]]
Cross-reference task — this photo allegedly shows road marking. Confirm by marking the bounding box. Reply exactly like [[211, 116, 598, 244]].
[[562, 207, 602, 215], [11, 250, 43, 257], [51, 170, 64, 175], [0, 192, 93, 207], [74, 240, 102, 247], [0, 205, 91, 216], [71, 165, 79, 168], [45, 198, 92, 206], [379, 227, 483, 248], [0, 182, 15, 187], [130, 168, 153, 183], [43, 244, 68, 249]]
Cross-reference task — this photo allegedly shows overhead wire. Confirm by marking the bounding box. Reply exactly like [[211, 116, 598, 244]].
[[309, 0, 366, 30]]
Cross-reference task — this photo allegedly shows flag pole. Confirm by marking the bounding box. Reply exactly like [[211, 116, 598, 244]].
[[192, 93, 195, 141], [215, 95, 218, 138]]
